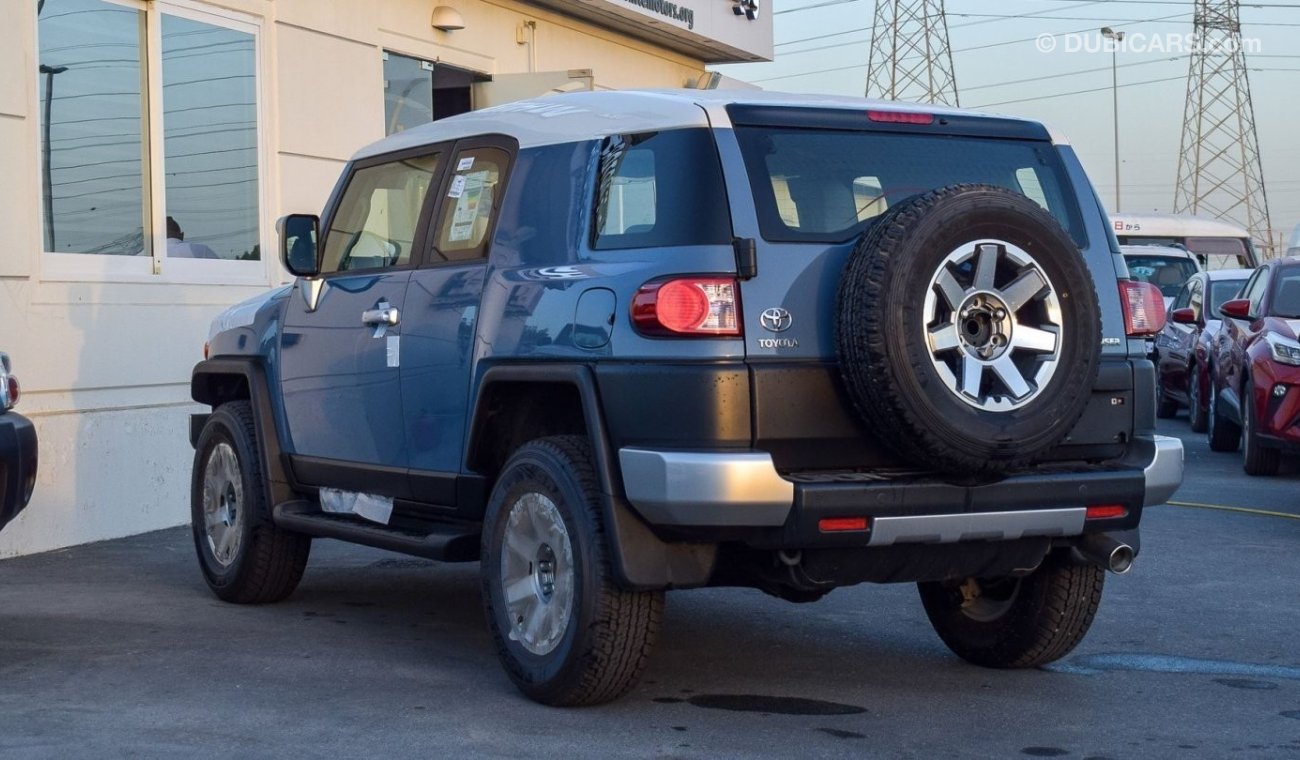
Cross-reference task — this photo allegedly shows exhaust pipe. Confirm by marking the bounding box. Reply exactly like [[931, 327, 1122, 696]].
[[1078, 533, 1135, 574]]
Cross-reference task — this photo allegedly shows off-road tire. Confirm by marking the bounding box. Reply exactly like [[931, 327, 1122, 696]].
[[1241, 378, 1280, 476], [191, 401, 311, 603], [836, 184, 1101, 475], [918, 550, 1104, 668], [481, 436, 663, 706]]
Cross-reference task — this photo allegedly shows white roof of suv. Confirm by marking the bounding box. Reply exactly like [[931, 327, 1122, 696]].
[[353, 89, 1063, 160]]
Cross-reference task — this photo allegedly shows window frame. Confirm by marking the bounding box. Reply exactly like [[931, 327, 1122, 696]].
[[316, 144, 452, 277], [36, 0, 274, 286]]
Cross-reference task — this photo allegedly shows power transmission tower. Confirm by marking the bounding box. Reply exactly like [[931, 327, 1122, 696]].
[[1174, 0, 1274, 256], [864, 0, 959, 106]]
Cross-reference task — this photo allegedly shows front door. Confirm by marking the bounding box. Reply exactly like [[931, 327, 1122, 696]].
[[279, 150, 445, 491]]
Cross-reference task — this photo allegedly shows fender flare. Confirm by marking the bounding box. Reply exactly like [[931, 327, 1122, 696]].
[[191, 358, 295, 509], [468, 364, 716, 590]]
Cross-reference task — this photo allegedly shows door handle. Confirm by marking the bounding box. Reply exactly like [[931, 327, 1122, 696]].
[[362, 307, 400, 327]]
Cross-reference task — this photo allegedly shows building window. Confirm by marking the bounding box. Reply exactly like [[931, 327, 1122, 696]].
[[383, 51, 484, 136], [38, 0, 264, 276]]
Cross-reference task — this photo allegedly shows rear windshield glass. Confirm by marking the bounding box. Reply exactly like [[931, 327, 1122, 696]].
[[733, 127, 1085, 246], [1124, 254, 1199, 297]]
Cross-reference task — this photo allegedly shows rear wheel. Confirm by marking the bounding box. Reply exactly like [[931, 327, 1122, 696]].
[[1188, 364, 1208, 433], [191, 401, 311, 603], [481, 436, 663, 706], [1207, 375, 1242, 452], [1242, 378, 1280, 476], [917, 550, 1103, 668]]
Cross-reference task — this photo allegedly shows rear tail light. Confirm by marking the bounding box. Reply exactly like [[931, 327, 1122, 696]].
[[632, 277, 741, 336], [2, 373, 17, 411], [1118, 280, 1166, 336], [867, 110, 935, 125]]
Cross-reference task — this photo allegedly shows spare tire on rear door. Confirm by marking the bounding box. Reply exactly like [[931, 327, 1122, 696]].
[[836, 183, 1101, 475]]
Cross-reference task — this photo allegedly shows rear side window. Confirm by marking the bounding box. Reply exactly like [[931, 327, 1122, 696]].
[[733, 127, 1085, 247], [434, 146, 509, 262], [593, 129, 731, 250], [321, 153, 441, 273]]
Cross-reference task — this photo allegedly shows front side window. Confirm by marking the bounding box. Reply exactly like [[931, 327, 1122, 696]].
[[38, 0, 262, 270], [1208, 278, 1248, 317], [1172, 281, 1194, 312], [592, 130, 732, 250], [734, 127, 1085, 247], [1268, 269, 1300, 319], [321, 154, 441, 274]]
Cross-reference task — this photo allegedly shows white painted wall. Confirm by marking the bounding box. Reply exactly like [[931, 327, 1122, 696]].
[[0, 0, 753, 559]]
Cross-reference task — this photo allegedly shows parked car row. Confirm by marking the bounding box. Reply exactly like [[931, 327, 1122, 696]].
[[1157, 257, 1300, 475]]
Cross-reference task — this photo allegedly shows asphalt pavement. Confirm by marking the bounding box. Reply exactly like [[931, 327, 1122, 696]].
[[1, 415, 1298, 759]]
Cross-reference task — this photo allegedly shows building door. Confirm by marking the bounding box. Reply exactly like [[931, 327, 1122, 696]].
[[279, 149, 446, 493], [383, 52, 487, 135]]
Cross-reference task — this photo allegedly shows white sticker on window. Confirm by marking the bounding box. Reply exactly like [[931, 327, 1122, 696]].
[[386, 335, 400, 367], [448, 174, 467, 199], [456, 156, 475, 171], [447, 171, 489, 243]]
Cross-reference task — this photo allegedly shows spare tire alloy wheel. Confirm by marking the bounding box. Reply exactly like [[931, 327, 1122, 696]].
[[837, 184, 1101, 474], [924, 240, 1063, 412]]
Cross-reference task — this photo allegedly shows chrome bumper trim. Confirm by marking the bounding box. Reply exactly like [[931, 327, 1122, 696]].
[[867, 507, 1088, 547], [618, 448, 794, 527], [1143, 434, 1184, 506]]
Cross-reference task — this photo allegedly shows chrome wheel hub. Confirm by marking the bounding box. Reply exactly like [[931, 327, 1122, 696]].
[[924, 240, 1064, 411], [202, 442, 244, 567], [500, 492, 574, 656]]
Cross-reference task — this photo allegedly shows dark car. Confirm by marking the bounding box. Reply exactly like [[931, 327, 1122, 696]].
[[1207, 257, 1300, 474], [1155, 268, 1252, 430], [0, 351, 38, 533]]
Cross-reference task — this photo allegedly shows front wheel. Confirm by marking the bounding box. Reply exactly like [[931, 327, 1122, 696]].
[[191, 401, 311, 603], [917, 550, 1103, 668], [1188, 364, 1208, 433], [481, 436, 663, 706], [1242, 378, 1281, 476]]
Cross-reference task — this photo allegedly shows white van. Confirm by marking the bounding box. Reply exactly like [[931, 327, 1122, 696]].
[[1111, 213, 1259, 270]]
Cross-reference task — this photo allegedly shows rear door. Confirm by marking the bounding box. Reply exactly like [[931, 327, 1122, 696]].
[[279, 148, 446, 492]]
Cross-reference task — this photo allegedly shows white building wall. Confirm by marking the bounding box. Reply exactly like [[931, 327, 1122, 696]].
[[1, 0, 760, 558]]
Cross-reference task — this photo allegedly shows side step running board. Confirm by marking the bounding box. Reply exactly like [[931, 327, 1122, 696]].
[[272, 500, 480, 562]]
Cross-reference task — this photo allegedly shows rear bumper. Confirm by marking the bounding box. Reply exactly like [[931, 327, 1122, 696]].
[[618, 434, 1183, 546], [0, 411, 38, 532]]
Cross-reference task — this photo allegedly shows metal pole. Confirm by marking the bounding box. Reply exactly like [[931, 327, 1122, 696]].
[[1112, 44, 1121, 212], [39, 64, 67, 252]]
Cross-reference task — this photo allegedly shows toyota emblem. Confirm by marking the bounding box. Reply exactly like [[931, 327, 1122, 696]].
[[760, 307, 793, 333]]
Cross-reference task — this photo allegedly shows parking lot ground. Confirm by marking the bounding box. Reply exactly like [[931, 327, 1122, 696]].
[[2, 417, 1299, 759]]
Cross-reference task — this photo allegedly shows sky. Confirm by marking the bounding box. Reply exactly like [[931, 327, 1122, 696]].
[[715, 0, 1300, 252]]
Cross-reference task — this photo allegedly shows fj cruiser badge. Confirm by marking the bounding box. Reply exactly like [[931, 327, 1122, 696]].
[[760, 307, 793, 333]]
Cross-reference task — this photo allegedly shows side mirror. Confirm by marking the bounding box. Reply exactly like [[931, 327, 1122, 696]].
[[1219, 298, 1251, 320], [1170, 307, 1197, 325], [278, 214, 320, 278]]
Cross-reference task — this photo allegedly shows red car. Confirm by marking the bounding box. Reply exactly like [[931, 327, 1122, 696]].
[[1207, 257, 1300, 474], [1156, 268, 1251, 431]]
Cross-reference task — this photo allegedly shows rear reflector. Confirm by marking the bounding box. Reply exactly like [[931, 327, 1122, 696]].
[[1086, 505, 1128, 520], [818, 517, 870, 533], [632, 277, 741, 336], [868, 110, 935, 125], [1118, 280, 1166, 336]]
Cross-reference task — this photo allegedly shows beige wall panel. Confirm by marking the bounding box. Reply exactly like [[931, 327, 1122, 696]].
[[0, 2, 33, 119], [0, 116, 40, 277], [275, 23, 384, 161], [275, 0, 381, 46], [278, 152, 349, 218]]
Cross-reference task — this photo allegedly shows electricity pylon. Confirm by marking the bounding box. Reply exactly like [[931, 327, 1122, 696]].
[[864, 0, 960, 107], [1174, 0, 1274, 256]]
